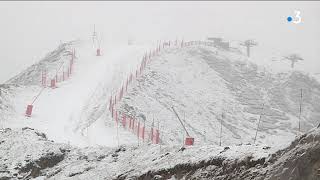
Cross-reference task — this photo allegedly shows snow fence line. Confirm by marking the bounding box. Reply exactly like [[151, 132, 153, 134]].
[[108, 39, 217, 146], [25, 48, 76, 117], [24, 39, 217, 145]]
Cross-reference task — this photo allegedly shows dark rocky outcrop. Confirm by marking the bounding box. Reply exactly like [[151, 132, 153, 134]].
[[126, 128, 320, 180]]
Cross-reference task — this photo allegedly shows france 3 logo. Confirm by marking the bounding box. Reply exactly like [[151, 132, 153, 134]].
[[287, 10, 302, 24]]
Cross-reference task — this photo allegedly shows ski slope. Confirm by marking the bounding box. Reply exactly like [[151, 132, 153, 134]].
[[1, 39, 156, 147], [1, 39, 319, 150], [115, 44, 320, 149]]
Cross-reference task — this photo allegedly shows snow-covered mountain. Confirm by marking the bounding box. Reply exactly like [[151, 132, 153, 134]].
[[0, 39, 154, 147], [1, 39, 320, 148], [0, 38, 319, 179], [116, 44, 320, 148]]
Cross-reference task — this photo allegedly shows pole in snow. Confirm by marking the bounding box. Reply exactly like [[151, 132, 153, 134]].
[[151, 115, 154, 143], [159, 121, 162, 152], [116, 112, 120, 148], [137, 121, 140, 146], [172, 107, 190, 137], [298, 89, 303, 133], [254, 103, 265, 144], [156, 121, 160, 144], [96, 48, 101, 56], [219, 112, 225, 146], [143, 120, 145, 142], [171, 106, 194, 146]]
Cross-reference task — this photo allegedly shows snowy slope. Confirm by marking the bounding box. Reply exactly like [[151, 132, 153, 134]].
[[116, 44, 320, 148], [1, 38, 319, 150], [0, 39, 320, 180], [0, 127, 274, 179], [1, 126, 320, 179], [6, 41, 75, 86], [0, 39, 156, 147]]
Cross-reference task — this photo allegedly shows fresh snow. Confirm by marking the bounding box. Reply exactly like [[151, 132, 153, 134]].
[[0, 128, 276, 179], [1, 39, 157, 147], [1, 39, 319, 151]]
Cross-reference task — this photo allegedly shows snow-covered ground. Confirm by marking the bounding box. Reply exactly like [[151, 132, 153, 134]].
[[1, 39, 319, 150], [1, 126, 319, 179], [1, 38, 320, 180], [0, 39, 158, 147], [116, 43, 320, 149], [0, 127, 275, 179]]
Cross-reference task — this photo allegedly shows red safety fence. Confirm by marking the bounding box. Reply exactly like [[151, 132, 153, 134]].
[[110, 108, 160, 144], [109, 40, 205, 145], [41, 70, 47, 87], [25, 48, 76, 117], [50, 79, 56, 89], [107, 41, 174, 145]]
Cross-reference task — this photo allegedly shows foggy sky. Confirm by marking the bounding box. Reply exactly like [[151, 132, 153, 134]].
[[0, 1, 319, 83]]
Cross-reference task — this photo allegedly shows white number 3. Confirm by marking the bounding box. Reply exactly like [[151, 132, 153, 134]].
[[293, 10, 302, 24]]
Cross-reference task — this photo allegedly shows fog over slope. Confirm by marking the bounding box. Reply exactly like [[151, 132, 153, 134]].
[[0, 2, 320, 180], [0, 1, 320, 83], [116, 45, 320, 148]]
